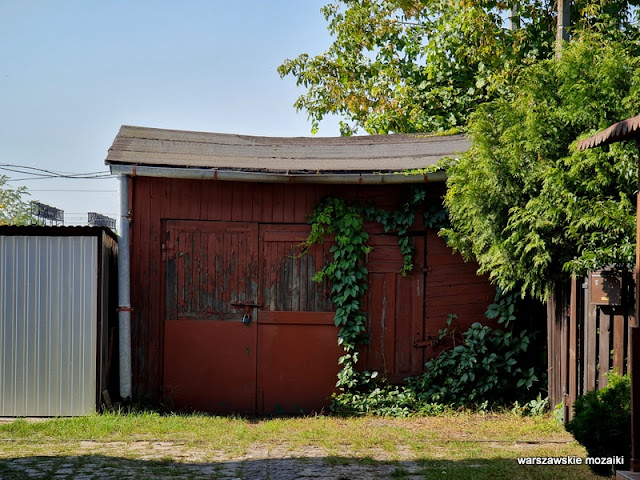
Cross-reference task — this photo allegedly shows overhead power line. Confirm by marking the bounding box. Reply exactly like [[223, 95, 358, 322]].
[[29, 189, 117, 192], [0, 164, 114, 181]]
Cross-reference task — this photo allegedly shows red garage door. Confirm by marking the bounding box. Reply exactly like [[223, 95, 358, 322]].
[[163, 221, 259, 414], [257, 225, 340, 414], [162, 221, 341, 414]]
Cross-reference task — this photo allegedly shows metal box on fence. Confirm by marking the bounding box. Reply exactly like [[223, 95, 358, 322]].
[[590, 271, 623, 306]]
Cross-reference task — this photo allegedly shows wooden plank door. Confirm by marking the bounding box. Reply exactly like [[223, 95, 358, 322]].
[[256, 225, 341, 414], [364, 234, 425, 382], [163, 221, 259, 414]]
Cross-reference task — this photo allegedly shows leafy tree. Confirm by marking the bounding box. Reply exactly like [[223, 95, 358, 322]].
[[443, 35, 640, 300], [0, 175, 33, 226], [279, 0, 638, 136]]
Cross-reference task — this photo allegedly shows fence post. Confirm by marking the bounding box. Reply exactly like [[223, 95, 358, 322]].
[[631, 327, 640, 471], [547, 285, 561, 409], [567, 277, 578, 420]]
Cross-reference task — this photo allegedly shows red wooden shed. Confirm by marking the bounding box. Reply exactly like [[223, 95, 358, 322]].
[[105, 125, 495, 415]]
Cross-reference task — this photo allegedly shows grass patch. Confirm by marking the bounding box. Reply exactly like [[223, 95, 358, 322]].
[[0, 412, 610, 479]]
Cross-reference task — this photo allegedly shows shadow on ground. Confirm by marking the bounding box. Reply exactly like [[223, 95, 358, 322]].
[[0, 454, 611, 479]]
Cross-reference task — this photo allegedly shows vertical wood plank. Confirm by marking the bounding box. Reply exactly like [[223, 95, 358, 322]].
[[193, 231, 202, 313], [283, 184, 296, 223], [241, 183, 253, 221], [242, 232, 251, 301], [223, 231, 232, 307], [170, 178, 202, 219], [272, 184, 284, 223], [315, 241, 325, 312], [293, 185, 307, 223], [395, 275, 412, 375], [613, 314, 625, 375], [305, 185, 316, 222], [215, 233, 224, 311], [203, 180, 222, 221], [556, 291, 569, 418], [578, 276, 588, 399], [299, 243, 309, 311], [282, 241, 292, 311], [291, 244, 301, 312], [131, 177, 150, 396], [411, 237, 425, 375], [366, 274, 385, 373], [252, 183, 263, 223], [233, 233, 241, 303], [545, 293, 552, 406], [207, 235, 220, 312], [269, 239, 278, 311], [384, 272, 396, 376], [231, 184, 243, 221], [201, 229, 210, 313], [568, 277, 578, 420], [560, 285, 569, 421], [153, 178, 172, 399], [220, 182, 232, 221], [262, 184, 273, 223], [585, 300, 598, 392], [598, 310, 611, 388]]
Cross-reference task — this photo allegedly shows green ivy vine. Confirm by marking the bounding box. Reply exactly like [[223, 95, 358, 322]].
[[303, 187, 432, 391], [303, 188, 545, 415]]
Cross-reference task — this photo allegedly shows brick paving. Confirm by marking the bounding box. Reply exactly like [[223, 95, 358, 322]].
[[0, 442, 425, 479]]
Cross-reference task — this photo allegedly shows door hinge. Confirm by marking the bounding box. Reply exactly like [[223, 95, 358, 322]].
[[413, 335, 442, 348]]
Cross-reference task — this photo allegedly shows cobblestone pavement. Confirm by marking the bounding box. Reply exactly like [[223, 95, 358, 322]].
[[0, 442, 426, 479]]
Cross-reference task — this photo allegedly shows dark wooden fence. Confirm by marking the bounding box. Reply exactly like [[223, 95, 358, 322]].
[[548, 270, 634, 422]]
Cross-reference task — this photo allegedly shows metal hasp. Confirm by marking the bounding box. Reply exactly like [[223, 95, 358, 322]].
[[231, 301, 263, 310], [232, 302, 262, 326], [576, 114, 640, 472]]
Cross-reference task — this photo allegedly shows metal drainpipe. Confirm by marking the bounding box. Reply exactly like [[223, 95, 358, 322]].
[[117, 174, 132, 400]]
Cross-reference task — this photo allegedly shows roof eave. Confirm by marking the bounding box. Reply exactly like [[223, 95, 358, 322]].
[[108, 164, 447, 184], [577, 114, 640, 150]]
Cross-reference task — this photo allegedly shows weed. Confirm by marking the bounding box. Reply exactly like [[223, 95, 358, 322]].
[[390, 466, 409, 477]]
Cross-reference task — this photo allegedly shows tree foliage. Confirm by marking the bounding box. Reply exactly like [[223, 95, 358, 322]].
[[279, 0, 638, 136], [282, 2, 640, 301], [0, 175, 33, 226], [443, 36, 640, 300]]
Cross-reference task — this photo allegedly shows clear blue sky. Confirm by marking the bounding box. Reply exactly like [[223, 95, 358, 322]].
[[0, 1, 339, 224]]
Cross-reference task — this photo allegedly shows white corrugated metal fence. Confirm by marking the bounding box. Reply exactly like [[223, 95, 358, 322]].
[[0, 235, 98, 416]]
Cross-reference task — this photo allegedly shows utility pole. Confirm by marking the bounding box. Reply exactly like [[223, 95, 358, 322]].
[[556, 0, 571, 57]]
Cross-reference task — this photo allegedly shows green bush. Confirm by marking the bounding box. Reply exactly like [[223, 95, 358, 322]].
[[406, 290, 545, 408], [331, 289, 547, 415], [566, 373, 631, 476]]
